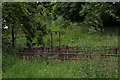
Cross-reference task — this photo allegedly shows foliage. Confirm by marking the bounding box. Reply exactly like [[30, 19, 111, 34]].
[[79, 2, 120, 33], [35, 2, 120, 33], [2, 2, 47, 48], [51, 2, 85, 22], [2, 2, 119, 48]]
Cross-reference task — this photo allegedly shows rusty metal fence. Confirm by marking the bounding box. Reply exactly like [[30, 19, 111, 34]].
[[17, 46, 120, 62]]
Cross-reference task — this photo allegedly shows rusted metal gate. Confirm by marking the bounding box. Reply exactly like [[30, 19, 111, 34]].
[[48, 30, 61, 50]]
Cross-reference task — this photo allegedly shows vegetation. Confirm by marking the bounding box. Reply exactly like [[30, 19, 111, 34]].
[[2, 2, 119, 78], [3, 58, 118, 78]]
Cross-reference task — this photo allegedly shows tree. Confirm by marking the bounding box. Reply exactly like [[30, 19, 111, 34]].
[[2, 2, 47, 48], [51, 2, 85, 22], [79, 2, 120, 33], [2, 2, 21, 47]]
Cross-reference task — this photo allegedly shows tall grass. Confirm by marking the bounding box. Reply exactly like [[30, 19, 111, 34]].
[[2, 45, 118, 78], [3, 55, 118, 78]]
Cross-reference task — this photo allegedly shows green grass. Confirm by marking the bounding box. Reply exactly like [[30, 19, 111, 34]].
[[3, 55, 118, 78], [42, 25, 118, 47]]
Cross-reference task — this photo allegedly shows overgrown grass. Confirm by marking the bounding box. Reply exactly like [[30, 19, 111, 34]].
[[2, 46, 20, 72], [2, 46, 118, 78], [3, 55, 118, 78]]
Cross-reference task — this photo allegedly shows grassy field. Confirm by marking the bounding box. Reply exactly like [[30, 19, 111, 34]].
[[2, 24, 118, 78], [3, 55, 118, 78]]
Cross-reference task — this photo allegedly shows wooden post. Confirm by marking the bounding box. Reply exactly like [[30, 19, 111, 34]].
[[60, 46, 64, 61], [66, 46, 68, 59], [59, 32, 61, 49], [115, 48, 118, 54], [77, 46, 78, 58], [45, 47, 49, 64], [51, 32, 53, 50], [12, 26, 15, 47]]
